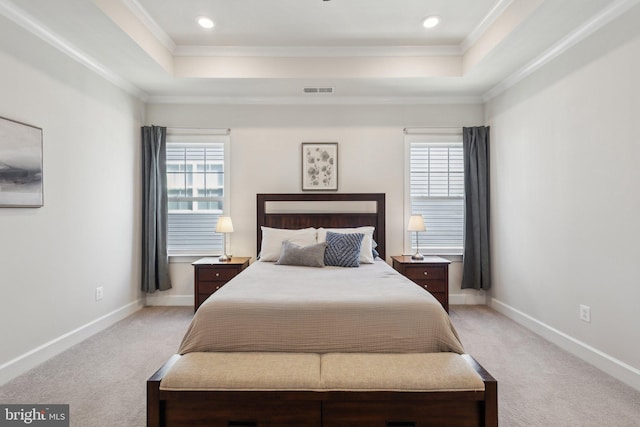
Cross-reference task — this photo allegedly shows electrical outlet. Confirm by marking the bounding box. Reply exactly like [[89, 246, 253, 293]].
[[579, 304, 591, 323], [95, 286, 104, 301]]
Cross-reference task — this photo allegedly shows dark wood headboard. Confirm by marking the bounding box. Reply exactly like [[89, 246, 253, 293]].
[[257, 193, 386, 260]]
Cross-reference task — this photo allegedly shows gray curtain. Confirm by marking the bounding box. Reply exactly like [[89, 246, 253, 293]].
[[461, 126, 491, 290], [141, 126, 172, 293]]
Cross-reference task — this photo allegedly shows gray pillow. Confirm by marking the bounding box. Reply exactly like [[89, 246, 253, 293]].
[[275, 240, 327, 267]]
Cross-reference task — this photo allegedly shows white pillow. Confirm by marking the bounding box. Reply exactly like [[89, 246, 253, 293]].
[[259, 227, 318, 262], [317, 226, 375, 264]]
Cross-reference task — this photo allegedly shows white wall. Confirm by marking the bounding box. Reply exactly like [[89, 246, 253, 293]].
[[145, 104, 486, 306], [0, 18, 144, 384], [486, 5, 640, 389]]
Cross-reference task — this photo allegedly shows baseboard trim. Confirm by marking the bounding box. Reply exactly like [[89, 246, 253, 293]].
[[144, 294, 193, 307], [490, 298, 640, 392], [0, 299, 144, 386]]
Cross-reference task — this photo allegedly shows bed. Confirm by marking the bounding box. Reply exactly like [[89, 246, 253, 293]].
[[147, 193, 498, 427]]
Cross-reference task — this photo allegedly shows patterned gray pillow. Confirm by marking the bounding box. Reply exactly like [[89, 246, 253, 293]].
[[324, 231, 364, 267], [275, 240, 327, 267]]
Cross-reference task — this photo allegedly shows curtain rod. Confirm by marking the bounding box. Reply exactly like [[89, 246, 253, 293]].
[[403, 127, 461, 135], [167, 127, 230, 135]]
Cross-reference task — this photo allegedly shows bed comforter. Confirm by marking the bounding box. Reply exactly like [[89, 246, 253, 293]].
[[179, 260, 464, 354]]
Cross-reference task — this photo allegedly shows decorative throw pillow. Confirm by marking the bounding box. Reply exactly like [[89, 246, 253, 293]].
[[276, 241, 327, 267], [317, 226, 375, 263], [324, 231, 364, 267]]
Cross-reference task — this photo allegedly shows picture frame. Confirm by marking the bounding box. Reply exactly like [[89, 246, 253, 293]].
[[0, 116, 43, 207], [301, 142, 338, 191]]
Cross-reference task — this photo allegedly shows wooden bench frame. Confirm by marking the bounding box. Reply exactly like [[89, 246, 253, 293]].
[[147, 353, 497, 427]]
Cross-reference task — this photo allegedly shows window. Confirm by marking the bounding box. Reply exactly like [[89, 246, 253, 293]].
[[166, 131, 229, 256], [405, 132, 464, 255]]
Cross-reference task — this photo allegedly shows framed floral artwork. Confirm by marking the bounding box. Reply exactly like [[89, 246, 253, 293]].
[[301, 142, 338, 191]]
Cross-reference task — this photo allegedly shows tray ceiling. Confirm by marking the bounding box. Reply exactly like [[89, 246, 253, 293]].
[[0, 0, 635, 104]]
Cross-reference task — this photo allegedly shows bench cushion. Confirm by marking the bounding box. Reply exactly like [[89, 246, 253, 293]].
[[160, 352, 321, 391], [160, 352, 484, 392], [321, 353, 485, 391]]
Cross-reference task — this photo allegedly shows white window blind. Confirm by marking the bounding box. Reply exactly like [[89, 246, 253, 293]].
[[166, 135, 228, 256], [409, 140, 464, 254]]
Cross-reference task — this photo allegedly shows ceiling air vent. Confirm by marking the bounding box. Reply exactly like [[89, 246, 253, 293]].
[[303, 87, 334, 94]]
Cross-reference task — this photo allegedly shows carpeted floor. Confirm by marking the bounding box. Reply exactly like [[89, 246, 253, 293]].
[[0, 307, 192, 427], [450, 306, 640, 426], [0, 305, 638, 426]]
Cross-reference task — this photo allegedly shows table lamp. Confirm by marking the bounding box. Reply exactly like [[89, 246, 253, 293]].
[[215, 216, 234, 262], [407, 214, 426, 260]]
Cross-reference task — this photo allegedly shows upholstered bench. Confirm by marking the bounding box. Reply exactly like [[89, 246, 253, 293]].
[[149, 352, 497, 427]]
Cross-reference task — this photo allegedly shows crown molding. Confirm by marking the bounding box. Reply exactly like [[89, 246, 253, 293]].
[[146, 94, 483, 106], [482, 0, 640, 101], [173, 44, 462, 58], [0, 0, 146, 99], [121, 0, 176, 53], [461, 0, 514, 53]]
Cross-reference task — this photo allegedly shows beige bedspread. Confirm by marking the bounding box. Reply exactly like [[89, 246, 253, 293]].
[[179, 260, 464, 354]]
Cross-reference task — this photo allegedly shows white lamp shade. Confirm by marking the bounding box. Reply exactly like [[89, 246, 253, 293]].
[[407, 214, 426, 232], [215, 216, 234, 233]]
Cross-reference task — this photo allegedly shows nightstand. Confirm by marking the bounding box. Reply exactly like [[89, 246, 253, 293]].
[[192, 257, 250, 311], [391, 255, 451, 312]]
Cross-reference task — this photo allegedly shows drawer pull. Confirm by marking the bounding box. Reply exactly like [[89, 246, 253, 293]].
[[216, 286, 220, 290], [423, 271, 428, 276], [423, 285, 428, 289], [215, 272, 220, 277]]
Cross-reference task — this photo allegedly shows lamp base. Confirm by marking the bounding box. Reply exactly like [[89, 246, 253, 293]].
[[218, 254, 232, 262], [411, 252, 424, 261]]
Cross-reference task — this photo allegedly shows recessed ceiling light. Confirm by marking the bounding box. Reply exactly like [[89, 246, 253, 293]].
[[422, 15, 440, 29], [197, 16, 214, 29]]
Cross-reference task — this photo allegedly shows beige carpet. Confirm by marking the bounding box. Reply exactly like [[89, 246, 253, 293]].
[[0, 307, 192, 427], [450, 306, 640, 426], [0, 305, 638, 426]]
